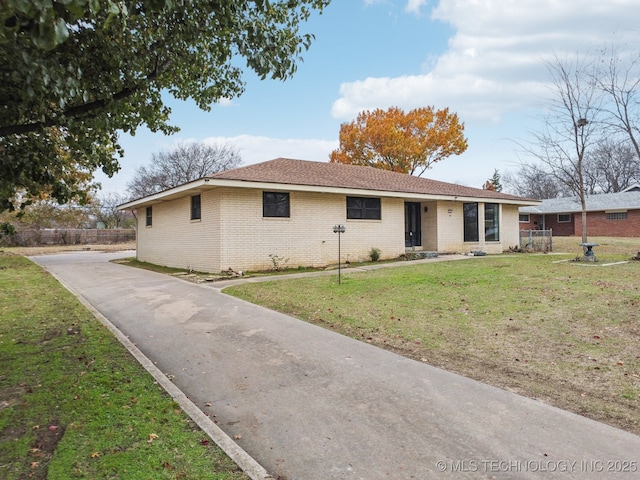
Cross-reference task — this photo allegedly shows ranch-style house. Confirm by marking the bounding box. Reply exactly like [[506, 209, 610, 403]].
[[119, 158, 539, 272]]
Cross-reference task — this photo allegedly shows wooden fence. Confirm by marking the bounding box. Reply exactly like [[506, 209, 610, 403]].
[[3, 228, 136, 247]]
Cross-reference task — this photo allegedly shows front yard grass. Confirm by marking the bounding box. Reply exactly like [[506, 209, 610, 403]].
[[224, 249, 640, 435], [0, 252, 246, 480]]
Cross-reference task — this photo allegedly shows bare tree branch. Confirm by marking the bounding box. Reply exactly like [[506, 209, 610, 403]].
[[522, 54, 603, 242], [127, 142, 242, 199]]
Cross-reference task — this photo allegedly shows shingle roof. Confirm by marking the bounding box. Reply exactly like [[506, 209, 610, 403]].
[[520, 190, 640, 214], [209, 158, 534, 202]]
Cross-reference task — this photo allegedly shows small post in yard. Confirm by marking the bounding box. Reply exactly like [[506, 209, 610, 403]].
[[333, 224, 346, 284]]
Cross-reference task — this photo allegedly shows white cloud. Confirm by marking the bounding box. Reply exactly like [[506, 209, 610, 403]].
[[331, 73, 547, 124], [332, 0, 640, 124], [405, 0, 429, 14], [202, 135, 338, 166], [327, 0, 640, 188], [215, 98, 234, 107]]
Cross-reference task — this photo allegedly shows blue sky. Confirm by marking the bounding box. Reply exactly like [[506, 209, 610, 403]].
[[95, 0, 640, 196]]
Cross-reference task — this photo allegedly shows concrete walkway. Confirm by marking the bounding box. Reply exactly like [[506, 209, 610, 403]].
[[30, 251, 640, 479]]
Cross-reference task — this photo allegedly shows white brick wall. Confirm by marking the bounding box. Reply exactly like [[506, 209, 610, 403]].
[[501, 205, 521, 249], [432, 201, 519, 254], [217, 189, 405, 271], [136, 190, 221, 272], [135, 186, 522, 272], [437, 201, 465, 253]]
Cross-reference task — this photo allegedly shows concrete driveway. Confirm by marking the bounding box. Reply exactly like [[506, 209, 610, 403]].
[[31, 251, 640, 479]]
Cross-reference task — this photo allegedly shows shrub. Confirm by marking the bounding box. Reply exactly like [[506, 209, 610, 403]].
[[268, 253, 289, 271], [369, 247, 381, 262]]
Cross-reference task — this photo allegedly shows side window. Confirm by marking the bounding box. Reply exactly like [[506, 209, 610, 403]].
[[145, 206, 152, 227], [263, 192, 290, 218], [557, 214, 571, 223], [463, 203, 478, 242], [191, 194, 201, 220], [346, 196, 381, 220]]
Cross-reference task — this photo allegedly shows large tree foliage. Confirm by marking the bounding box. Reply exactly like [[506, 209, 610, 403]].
[[0, 0, 330, 212], [329, 106, 468, 176], [482, 169, 503, 192], [0, 200, 92, 229], [127, 141, 242, 198]]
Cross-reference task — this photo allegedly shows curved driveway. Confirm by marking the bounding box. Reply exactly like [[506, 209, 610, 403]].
[[31, 251, 640, 479]]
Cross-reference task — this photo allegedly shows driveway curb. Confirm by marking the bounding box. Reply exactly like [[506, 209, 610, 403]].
[[44, 268, 273, 480]]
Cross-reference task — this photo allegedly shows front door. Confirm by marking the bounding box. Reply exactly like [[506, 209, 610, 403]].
[[405, 202, 422, 247]]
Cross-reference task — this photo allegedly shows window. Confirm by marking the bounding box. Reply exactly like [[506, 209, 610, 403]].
[[464, 203, 500, 242], [484, 203, 499, 241], [191, 194, 201, 220], [346, 196, 381, 220], [463, 203, 479, 242], [263, 192, 290, 217], [519, 214, 530, 223], [145, 206, 152, 227], [606, 212, 627, 220], [557, 214, 571, 223]]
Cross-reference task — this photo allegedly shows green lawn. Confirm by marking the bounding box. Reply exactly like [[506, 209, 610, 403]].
[[0, 253, 247, 480], [225, 248, 640, 435]]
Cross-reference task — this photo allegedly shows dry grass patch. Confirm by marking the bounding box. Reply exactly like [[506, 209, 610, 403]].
[[552, 235, 640, 257], [2, 242, 136, 256]]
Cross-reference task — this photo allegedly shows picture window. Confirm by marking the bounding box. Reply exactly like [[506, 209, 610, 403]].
[[346, 196, 381, 220]]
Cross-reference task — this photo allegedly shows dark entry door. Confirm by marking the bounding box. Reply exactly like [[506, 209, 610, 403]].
[[404, 202, 422, 247]]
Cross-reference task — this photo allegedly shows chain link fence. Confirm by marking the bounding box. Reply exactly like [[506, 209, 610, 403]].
[[519, 229, 553, 252]]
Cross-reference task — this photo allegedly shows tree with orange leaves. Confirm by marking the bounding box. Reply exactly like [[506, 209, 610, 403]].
[[329, 106, 468, 176]]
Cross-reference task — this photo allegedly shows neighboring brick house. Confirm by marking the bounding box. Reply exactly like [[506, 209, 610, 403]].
[[119, 158, 539, 272], [518, 185, 640, 237]]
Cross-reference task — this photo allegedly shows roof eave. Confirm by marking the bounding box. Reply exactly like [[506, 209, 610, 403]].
[[118, 177, 540, 209], [117, 178, 211, 210]]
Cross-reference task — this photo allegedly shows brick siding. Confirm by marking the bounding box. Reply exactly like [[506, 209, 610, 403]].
[[574, 210, 640, 237], [522, 210, 640, 237]]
